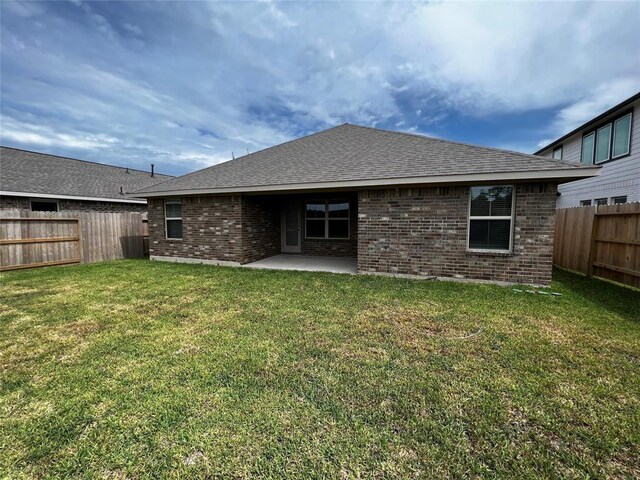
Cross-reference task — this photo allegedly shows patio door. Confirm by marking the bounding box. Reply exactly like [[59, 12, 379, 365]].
[[281, 203, 301, 253]]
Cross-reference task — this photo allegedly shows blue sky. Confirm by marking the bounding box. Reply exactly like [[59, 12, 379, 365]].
[[1, 1, 639, 176]]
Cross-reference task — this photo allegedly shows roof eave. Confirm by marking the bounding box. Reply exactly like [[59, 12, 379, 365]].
[[132, 167, 601, 198]]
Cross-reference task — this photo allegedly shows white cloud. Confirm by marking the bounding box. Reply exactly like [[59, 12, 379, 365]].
[[1, 1, 638, 172], [548, 78, 639, 135], [389, 2, 639, 113], [0, 116, 119, 149]]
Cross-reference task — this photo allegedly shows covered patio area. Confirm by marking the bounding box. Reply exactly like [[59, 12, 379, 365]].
[[243, 254, 357, 274]]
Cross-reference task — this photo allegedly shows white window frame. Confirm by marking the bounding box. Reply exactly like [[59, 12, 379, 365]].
[[304, 199, 350, 240], [30, 198, 59, 212], [580, 200, 592, 207], [612, 112, 632, 159], [467, 185, 515, 254], [581, 132, 595, 165], [594, 124, 612, 164], [165, 200, 183, 240], [611, 196, 627, 205], [594, 198, 608, 206], [552, 146, 563, 160]]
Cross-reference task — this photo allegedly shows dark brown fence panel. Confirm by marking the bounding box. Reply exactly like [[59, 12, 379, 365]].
[[554, 202, 640, 289], [0, 210, 146, 271]]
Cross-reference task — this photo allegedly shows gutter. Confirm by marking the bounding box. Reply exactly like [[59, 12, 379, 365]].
[[0, 190, 148, 204]]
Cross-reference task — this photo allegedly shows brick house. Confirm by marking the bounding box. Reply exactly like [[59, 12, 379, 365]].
[[133, 124, 599, 286], [0, 146, 173, 213]]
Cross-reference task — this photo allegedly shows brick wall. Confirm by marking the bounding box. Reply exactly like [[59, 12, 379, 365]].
[[148, 195, 243, 263], [357, 183, 557, 286], [0, 196, 28, 210], [0, 195, 146, 213], [148, 194, 358, 264], [147, 184, 556, 285], [241, 196, 280, 263]]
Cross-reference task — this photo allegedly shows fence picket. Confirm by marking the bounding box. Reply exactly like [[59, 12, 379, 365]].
[[555, 202, 640, 289], [0, 210, 146, 271]]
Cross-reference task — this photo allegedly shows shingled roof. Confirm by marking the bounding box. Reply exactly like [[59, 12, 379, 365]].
[[0, 147, 173, 203], [133, 124, 599, 197]]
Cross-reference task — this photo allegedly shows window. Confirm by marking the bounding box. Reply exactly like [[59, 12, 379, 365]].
[[595, 198, 608, 206], [595, 124, 612, 163], [30, 199, 59, 212], [612, 113, 632, 158], [612, 196, 627, 205], [552, 146, 563, 159], [581, 132, 595, 164], [305, 200, 349, 239], [581, 110, 633, 164], [165, 200, 182, 239], [580, 200, 592, 207], [468, 186, 513, 252]]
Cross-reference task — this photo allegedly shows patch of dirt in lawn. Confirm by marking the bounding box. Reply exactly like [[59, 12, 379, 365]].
[[534, 319, 578, 346], [49, 319, 101, 362], [331, 344, 390, 363], [356, 303, 482, 350], [183, 450, 207, 466]]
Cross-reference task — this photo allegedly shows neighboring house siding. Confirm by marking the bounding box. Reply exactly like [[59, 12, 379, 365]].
[[0, 195, 147, 213], [357, 183, 557, 286], [0, 195, 28, 210], [539, 98, 640, 207]]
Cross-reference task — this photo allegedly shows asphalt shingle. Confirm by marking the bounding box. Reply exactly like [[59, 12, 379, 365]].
[[0, 147, 173, 201], [132, 124, 597, 195]]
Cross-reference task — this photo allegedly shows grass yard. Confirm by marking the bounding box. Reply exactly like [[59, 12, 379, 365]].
[[1, 260, 639, 479]]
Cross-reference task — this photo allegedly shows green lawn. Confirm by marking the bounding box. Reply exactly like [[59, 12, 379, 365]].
[[1, 260, 639, 479]]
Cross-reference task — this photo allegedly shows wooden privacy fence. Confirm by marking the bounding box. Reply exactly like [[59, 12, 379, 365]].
[[554, 202, 640, 289], [0, 210, 146, 272]]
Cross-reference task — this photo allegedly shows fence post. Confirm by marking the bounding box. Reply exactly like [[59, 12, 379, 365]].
[[586, 206, 598, 277]]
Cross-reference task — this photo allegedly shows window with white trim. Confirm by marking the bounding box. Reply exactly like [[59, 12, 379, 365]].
[[612, 196, 627, 205], [30, 199, 59, 212], [580, 200, 592, 207], [165, 200, 183, 239], [581, 132, 595, 165], [305, 200, 349, 239], [552, 146, 563, 159], [468, 186, 514, 252], [594, 198, 608, 206], [612, 113, 632, 158]]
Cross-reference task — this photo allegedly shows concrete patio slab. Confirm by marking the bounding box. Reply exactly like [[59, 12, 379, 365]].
[[243, 254, 357, 274]]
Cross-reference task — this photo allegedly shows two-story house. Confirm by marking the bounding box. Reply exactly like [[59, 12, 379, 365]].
[[535, 92, 640, 208]]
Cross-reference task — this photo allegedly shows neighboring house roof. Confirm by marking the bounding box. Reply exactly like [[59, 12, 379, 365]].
[[534, 91, 640, 155], [0, 146, 173, 204], [133, 124, 599, 197]]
